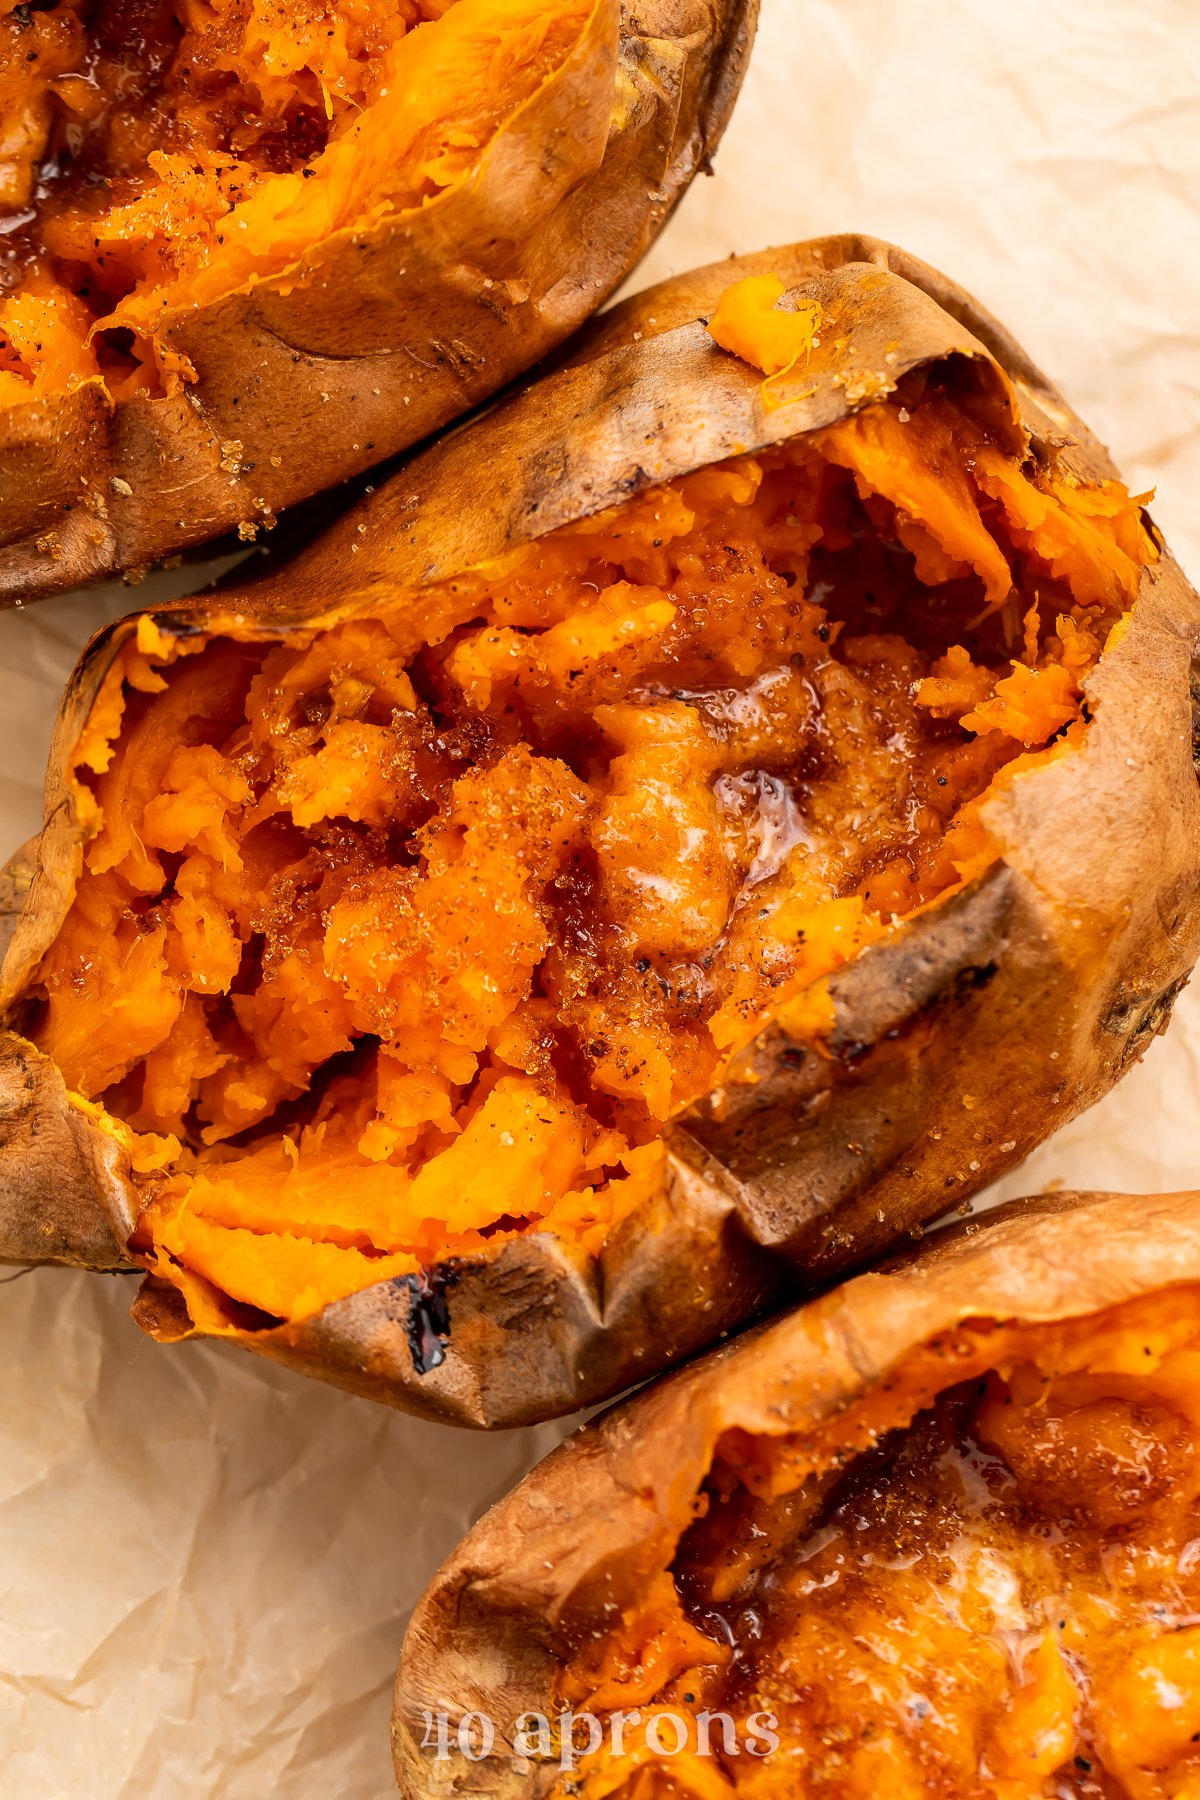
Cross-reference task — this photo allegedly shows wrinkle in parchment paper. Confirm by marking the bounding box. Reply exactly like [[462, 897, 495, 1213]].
[[0, 1267, 565, 1800], [2, 3, 1199, 1795]]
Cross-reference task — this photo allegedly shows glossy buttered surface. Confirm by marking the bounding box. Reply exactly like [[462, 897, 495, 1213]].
[[565, 1288, 1200, 1798], [17, 377, 1148, 1329], [0, 0, 587, 405]]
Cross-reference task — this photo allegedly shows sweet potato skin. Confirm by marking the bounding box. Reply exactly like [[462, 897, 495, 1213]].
[[0, 0, 758, 604], [1, 236, 1198, 1427], [392, 1189, 1200, 1799], [0, 1037, 130, 1271]]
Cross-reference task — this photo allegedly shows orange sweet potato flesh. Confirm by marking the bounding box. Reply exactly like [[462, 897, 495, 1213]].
[[0, 0, 585, 398], [0, 0, 758, 599], [393, 1191, 1200, 1799], [15, 374, 1150, 1330], [1, 237, 1198, 1429], [568, 1291, 1200, 1799]]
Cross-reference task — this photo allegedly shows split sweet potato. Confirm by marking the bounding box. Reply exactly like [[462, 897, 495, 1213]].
[[1, 236, 1198, 1427], [394, 1188, 1200, 1798], [0, 0, 756, 601]]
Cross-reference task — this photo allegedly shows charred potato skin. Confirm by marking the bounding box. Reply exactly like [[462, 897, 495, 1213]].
[[0, 0, 759, 603], [391, 1189, 1200, 1799], [1, 235, 1198, 1428]]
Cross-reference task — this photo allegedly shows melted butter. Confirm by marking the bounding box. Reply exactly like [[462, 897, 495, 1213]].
[[575, 1298, 1200, 1798]]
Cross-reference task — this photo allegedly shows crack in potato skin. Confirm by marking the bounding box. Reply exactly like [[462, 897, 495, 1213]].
[[20, 386, 1150, 1325], [564, 1287, 1200, 1800], [0, 0, 589, 401]]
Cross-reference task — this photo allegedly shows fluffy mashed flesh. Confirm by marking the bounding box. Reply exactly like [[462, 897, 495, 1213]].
[[561, 1287, 1200, 1800], [22, 374, 1152, 1326], [0, 0, 587, 402]]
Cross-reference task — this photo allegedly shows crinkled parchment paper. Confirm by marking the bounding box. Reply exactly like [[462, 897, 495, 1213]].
[[2, 3, 1199, 1793]]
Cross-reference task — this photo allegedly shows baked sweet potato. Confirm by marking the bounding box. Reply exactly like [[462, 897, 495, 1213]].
[[1, 236, 1198, 1427], [394, 1188, 1200, 1799], [0, 0, 756, 602]]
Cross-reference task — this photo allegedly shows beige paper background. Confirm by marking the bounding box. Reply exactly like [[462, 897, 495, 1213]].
[[2, 3, 1199, 1793]]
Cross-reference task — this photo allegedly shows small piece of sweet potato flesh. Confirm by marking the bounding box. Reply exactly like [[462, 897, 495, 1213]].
[[21, 387, 1150, 1324]]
